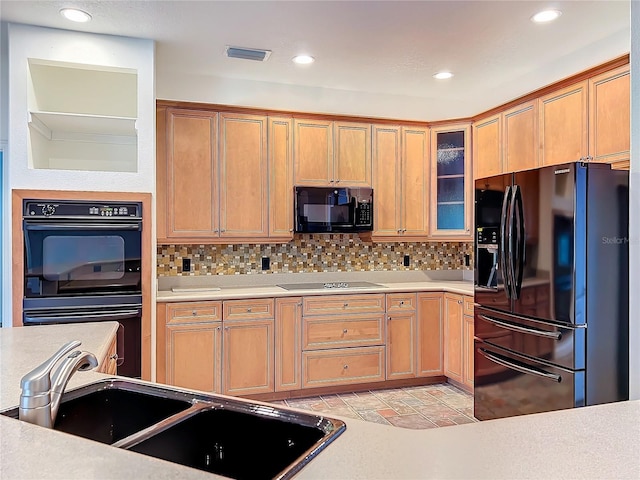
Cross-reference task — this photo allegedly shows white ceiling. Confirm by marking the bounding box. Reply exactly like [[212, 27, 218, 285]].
[[0, 0, 631, 120]]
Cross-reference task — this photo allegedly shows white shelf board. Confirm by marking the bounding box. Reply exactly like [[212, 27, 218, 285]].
[[28, 111, 137, 144]]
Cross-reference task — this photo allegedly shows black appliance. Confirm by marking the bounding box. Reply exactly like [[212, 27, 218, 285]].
[[22, 200, 143, 378], [474, 162, 629, 421], [294, 186, 373, 233]]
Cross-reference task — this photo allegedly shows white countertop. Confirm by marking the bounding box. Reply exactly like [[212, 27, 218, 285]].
[[2, 322, 639, 480], [157, 280, 474, 302]]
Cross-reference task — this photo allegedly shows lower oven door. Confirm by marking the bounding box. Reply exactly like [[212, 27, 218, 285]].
[[474, 340, 585, 421], [23, 305, 141, 378]]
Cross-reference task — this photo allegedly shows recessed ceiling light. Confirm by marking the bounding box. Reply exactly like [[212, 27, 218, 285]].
[[433, 71, 454, 80], [60, 8, 92, 23], [292, 55, 315, 65], [531, 9, 562, 23]]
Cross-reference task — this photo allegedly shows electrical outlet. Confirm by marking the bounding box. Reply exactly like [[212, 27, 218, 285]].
[[403, 255, 410, 267], [261, 257, 270, 271], [182, 258, 191, 272], [464, 254, 470, 267]]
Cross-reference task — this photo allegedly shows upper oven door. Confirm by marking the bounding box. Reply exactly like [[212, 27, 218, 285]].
[[24, 220, 142, 298]]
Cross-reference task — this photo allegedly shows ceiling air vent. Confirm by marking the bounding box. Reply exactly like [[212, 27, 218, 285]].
[[225, 46, 272, 62]]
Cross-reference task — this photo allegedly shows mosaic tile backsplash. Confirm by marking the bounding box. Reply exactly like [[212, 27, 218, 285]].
[[158, 235, 473, 276]]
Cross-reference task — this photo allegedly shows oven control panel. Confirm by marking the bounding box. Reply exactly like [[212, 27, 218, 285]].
[[24, 201, 142, 219]]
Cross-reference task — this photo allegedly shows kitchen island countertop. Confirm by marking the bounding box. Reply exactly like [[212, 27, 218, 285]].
[[1, 322, 639, 480]]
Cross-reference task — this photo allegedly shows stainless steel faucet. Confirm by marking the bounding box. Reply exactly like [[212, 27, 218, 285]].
[[19, 340, 98, 428]]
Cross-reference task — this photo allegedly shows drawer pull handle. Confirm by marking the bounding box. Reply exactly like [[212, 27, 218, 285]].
[[343, 364, 349, 369], [343, 329, 348, 334]]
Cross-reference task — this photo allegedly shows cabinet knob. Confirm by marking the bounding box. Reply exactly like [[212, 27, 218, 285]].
[[216, 326, 221, 331], [109, 353, 118, 361], [247, 308, 252, 313], [343, 329, 348, 334], [220, 229, 226, 233], [335, 179, 340, 183], [458, 300, 463, 304], [400, 301, 404, 305], [343, 303, 348, 308], [192, 311, 197, 316], [343, 364, 349, 370], [289, 229, 293, 232], [330, 179, 334, 183], [224, 326, 229, 331]]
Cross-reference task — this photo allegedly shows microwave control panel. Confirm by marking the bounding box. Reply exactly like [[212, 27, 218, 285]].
[[356, 202, 372, 226]]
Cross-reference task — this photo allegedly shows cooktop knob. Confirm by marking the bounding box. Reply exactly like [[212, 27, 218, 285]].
[[41, 204, 56, 217]]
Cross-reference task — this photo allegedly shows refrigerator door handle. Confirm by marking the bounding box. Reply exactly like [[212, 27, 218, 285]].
[[479, 314, 562, 340], [500, 185, 513, 299], [478, 348, 562, 383], [512, 185, 525, 298]]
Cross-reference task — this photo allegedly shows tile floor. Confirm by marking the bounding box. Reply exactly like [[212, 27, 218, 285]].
[[271, 383, 476, 429]]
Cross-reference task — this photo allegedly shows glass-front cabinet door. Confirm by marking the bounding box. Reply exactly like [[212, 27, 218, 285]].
[[430, 124, 472, 239]]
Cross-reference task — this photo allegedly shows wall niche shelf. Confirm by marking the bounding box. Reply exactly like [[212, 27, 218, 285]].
[[27, 59, 138, 172]]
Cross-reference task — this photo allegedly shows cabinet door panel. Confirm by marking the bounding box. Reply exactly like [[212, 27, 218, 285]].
[[539, 81, 588, 166], [219, 113, 268, 237], [269, 117, 294, 238], [334, 121, 371, 186], [401, 127, 429, 236], [294, 119, 333, 186], [223, 320, 274, 396], [416, 292, 443, 376], [589, 66, 630, 164], [167, 109, 218, 237], [444, 294, 464, 384], [372, 125, 402, 236], [473, 114, 502, 179], [503, 101, 538, 173], [386, 312, 416, 380], [167, 322, 221, 393], [275, 297, 302, 392]]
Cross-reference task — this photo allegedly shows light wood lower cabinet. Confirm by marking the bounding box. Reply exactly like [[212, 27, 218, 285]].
[[222, 298, 275, 396], [386, 293, 417, 380], [100, 334, 118, 375], [463, 313, 474, 389], [302, 346, 385, 388], [444, 293, 464, 384], [416, 292, 444, 376], [275, 297, 302, 392]]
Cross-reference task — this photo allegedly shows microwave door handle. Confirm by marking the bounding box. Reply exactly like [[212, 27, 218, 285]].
[[500, 185, 512, 299]]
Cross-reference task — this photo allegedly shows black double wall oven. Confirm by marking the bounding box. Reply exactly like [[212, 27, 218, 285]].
[[23, 200, 143, 377]]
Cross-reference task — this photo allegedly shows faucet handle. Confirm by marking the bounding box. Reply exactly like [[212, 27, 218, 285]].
[[20, 340, 82, 394]]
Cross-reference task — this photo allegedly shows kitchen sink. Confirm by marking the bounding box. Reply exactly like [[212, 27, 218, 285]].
[[1, 379, 345, 479]]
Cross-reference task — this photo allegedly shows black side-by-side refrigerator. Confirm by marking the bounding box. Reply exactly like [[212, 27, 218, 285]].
[[474, 162, 629, 421]]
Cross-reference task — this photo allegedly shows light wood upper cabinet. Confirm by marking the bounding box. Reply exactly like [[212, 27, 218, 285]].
[[539, 81, 588, 167], [430, 124, 472, 240], [402, 127, 430, 236], [372, 124, 402, 237], [219, 113, 268, 238], [334, 121, 372, 186], [294, 119, 333, 186], [294, 119, 371, 187], [372, 125, 429, 239], [416, 292, 443, 376], [275, 297, 302, 392], [503, 100, 538, 173], [588, 65, 630, 165], [473, 114, 502, 179], [443, 293, 464, 385], [268, 117, 294, 239], [163, 108, 218, 239]]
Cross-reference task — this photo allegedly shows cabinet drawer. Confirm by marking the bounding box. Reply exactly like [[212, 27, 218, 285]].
[[386, 293, 417, 312], [302, 346, 385, 388], [303, 294, 385, 315], [167, 302, 222, 324], [224, 298, 274, 321], [303, 314, 385, 350], [463, 296, 474, 316]]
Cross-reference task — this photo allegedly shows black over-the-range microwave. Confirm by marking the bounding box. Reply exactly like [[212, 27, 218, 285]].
[[294, 186, 373, 233]]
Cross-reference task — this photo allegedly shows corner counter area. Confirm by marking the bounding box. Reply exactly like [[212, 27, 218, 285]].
[[1, 321, 639, 480]]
